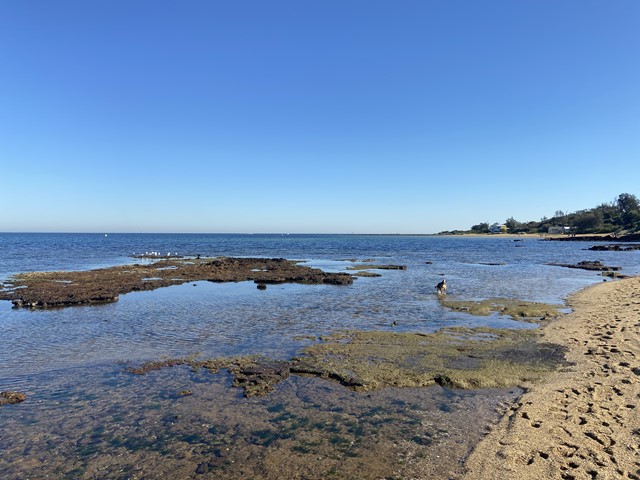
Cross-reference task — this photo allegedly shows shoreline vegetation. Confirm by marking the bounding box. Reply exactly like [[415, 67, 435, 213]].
[[439, 192, 640, 237], [438, 231, 640, 242]]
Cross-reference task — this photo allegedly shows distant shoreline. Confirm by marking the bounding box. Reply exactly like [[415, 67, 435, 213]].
[[442, 232, 640, 242], [1, 231, 636, 241]]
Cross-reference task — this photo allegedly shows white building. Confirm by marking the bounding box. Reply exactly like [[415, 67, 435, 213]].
[[548, 226, 571, 234]]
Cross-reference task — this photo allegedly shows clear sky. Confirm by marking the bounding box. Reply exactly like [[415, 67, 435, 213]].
[[1, 1, 638, 233]]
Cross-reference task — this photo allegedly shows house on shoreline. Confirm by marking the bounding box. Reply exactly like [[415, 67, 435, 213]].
[[489, 223, 507, 234], [548, 226, 572, 235]]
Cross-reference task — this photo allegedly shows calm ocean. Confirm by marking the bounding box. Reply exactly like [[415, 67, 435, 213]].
[[1, 233, 638, 479], [3, 232, 640, 381]]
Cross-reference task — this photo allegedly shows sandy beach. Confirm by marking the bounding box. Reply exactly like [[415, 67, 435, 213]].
[[463, 276, 640, 479]]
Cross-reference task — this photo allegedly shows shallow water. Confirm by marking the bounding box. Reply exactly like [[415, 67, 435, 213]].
[[1, 234, 638, 478], [1, 362, 524, 480]]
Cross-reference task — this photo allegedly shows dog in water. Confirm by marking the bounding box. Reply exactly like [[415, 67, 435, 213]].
[[436, 278, 447, 295]]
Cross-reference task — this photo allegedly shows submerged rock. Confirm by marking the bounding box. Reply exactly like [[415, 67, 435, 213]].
[[352, 271, 382, 278], [127, 356, 290, 398], [547, 260, 621, 271], [126, 326, 567, 396], [347, 264, 407, 271], [125, 326, 568, 396], [439, 298, 562, 321], [229, 359, 290, 397], [601, 271, 630, 279], [291, 328, 567, 391]]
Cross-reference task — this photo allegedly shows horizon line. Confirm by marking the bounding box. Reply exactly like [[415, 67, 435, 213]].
[[0, 231, 445, 236]]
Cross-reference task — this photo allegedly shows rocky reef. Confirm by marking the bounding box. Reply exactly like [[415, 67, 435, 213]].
[[346, 264, 407, 271], [0, 257, 353, 309], [545, 233, 640, 242], [438, 298, 562, 322], [587, 244, 640, 251], [291, 328, 567, 391], [126, 323, 568, 397], [547, 260, 621, 271], [126, 355, 291, 398]]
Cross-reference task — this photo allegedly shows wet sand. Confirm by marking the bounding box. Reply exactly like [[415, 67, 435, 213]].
[[463, 276, 640, 479]]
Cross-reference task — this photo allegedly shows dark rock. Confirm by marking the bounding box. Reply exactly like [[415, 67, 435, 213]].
[[0, 391, 27, 406], [230, 359, 290, 397], [618, 233, 640, 242], [546, 233, 640, 242], [588, 244, 640, 252], [347, 264, 407, 271], [545, 235, 616, 242], [547, 261, 621, 271], [256, 283, 267, 290], [601, 271, 630, 279], [209, 458, 224, 468]]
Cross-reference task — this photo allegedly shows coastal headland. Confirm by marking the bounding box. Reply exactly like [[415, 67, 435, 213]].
[[462, 276, 640, 479]]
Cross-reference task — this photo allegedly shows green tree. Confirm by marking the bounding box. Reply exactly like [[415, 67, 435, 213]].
[[623, 210, 640, 230], [573, 212, 602, 233], [505, 217, 523, 233], [616, 193, 640, 229], [471, 222, 490, 233], [616, 193, 639, 216]]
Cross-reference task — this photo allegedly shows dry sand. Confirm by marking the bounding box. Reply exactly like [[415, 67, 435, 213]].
[[463, 276, 640, 480]]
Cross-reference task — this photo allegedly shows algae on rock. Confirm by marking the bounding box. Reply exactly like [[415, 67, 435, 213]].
[[125, 327, 568, 396], [291, 328, 567, 391], [438, 297, 562, 322]]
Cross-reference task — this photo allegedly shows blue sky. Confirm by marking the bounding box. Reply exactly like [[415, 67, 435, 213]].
[[1, 1, 638, 233]]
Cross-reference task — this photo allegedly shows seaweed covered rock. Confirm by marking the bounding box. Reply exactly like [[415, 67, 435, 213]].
[[0, 257, 354, 309], [439, 298, 562, 321], [229, 359, 290, 397], [291, 328, 567, 391], [0, 391, 27, 406]]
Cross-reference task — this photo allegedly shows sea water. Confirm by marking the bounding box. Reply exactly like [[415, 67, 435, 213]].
[[1, 233, 638, 479]]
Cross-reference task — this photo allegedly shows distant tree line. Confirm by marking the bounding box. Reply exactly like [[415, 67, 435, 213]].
[[467, 193, 640, 235]]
